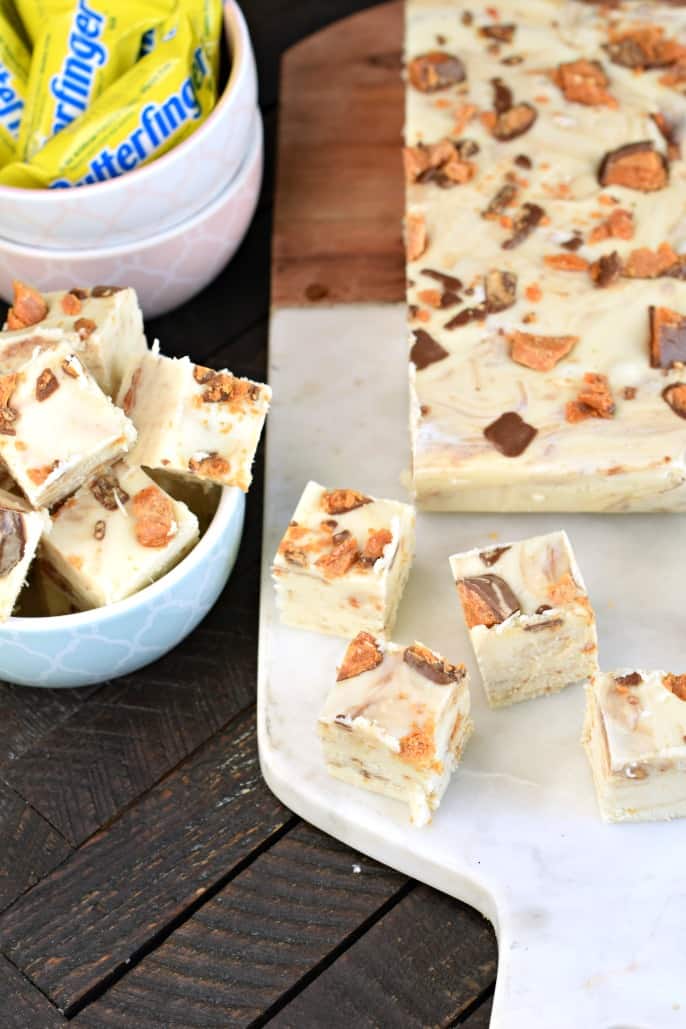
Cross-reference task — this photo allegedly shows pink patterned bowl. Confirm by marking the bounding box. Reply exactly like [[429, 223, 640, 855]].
[[0, 0, 257, 250], [0, 111, 262, 318]]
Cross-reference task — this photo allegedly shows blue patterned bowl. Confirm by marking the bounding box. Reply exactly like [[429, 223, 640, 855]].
[[0, 487, 245, 688]]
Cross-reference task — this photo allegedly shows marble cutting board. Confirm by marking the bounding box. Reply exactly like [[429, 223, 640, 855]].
[[258, 5, 686, 1026]]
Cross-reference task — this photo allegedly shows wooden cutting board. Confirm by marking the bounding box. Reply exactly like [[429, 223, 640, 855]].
[[260, 5, 686, 1027]]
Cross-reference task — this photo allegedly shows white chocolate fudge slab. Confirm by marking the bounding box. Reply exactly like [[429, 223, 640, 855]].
[[0, 487, 48, 620], [117, 351, 271, 493], [41, 461, 199, 609], [0, 343, 136, 509], [272, 481, 416, 638], [405, 0, 686, 510], [450, 530, 597, 708], [318, 632, 473, 826], [4, 285, 147, 395], [583, 669, 686, 823]]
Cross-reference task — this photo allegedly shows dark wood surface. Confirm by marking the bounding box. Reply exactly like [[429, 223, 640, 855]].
[[0, 2, 498, 1025]]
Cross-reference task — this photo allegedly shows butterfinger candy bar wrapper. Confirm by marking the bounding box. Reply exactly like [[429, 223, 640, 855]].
[[17, 0, 174, 161], [140, 0, 223, 84], [0, 13, 215, 189], [0, 9, 30, 169]]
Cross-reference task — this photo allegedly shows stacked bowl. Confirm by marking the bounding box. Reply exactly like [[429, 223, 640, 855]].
[[0, 0, 262, 318]]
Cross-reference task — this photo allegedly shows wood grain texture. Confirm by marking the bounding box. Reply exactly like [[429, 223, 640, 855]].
[[0, 785, 71, 913], [0, 955, 65, 1028], [462, 995, 494, 1028], [0, 685, 99, 769], [71, 822, 406, 1027], [0, 710, 291, 1015], [268, 885, 497, 1029], [271, 1, 405, 307]]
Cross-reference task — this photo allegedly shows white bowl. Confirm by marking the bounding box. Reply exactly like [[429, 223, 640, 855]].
[[0, 486, 245, 688], [0, 0, 257, 250], [0, 111, 263, 318]]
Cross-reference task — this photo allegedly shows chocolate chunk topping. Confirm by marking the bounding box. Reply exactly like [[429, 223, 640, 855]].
[[650, 306, 686, 368], [35, 368, 59, 402], [457, 573, 520, 628], [616, 672, 643, 687], [444, 304, 487, 329], [536, 604, 552, 614], [662, 382, 686, 419], [94, 519, 106, 541], [484, 411, 538, 456], [502, 203, 545, 249], [440, 290, 461, 308], [493, 103, 537, 141], [89, 474, 130, 511], [481, 23, 516, 43], [74, 317, 97, 339], [321, 489, 371, 515], [332, 529, 352, 545], [461, 11, 473, 25], [410, 329, 449, 369], [491, 76, 514, 114], [523, 617, 564, 632], [482, 182, 518, 219], [407, 51, 466, 92], [590, 251, 621, 288], [69, 287, 89, 300], [480, 545, 511, 566], [605, 38, 650, 68], [337, 631, 384, 682], [421, 268, 463, 292], [91, 285, 124, 298], [514, 153, 532, 169], [485, 269, 517, 312], [623, 386, 637, 400], [561, 232, 584, 252], [0, 508, 25, 578], [598, 142, 668, 192], [403, 643, 466, 684], [501, 55, 523, 66]]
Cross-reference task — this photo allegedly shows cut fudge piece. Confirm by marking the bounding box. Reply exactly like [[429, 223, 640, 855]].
[[272, 481, 416, 638], [318, 632, 473, 825], [147, 468, 221, 535], [0, 343, 136, 509], [583, 670, 686, 823], [405, 0, 686, 511], [117, 351, 271, 492], [4, 283, 147, 395], [0, 487, 48, 620], [41, 461, 199, 609], [449, 530, 598, 708]]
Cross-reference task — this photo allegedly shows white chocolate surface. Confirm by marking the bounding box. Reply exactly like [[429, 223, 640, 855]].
[[0, 487, 48, 620], [272, 480, 416, 638], [318, 637, 472, 825], [406, 0, 686, 510], [0, 343, 136, 509], [42, 461, 199, 609], [117, 351, 271, 493]]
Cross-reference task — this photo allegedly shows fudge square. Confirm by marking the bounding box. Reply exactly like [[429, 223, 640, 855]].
[[4, 282, 147, 395], [41, 461, 199, 609], [117, 351, 271, 492], [449, 530, 598, 708], [583, 670, 686, 823], [272, 481, 416, 638], [318, 632, 473, 826], [0, 487, 48, 620], [0, 342, 136, 509]]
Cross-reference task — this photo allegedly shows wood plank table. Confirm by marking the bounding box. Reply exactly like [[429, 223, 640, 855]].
[[0, 2, 498, 1025]]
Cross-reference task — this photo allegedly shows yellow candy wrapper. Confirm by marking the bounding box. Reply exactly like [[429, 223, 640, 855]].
[[0, 10, 30, 168], [0, 15, 215, 189], [140, 0, 223, 83], [18, 0, 176, 161], [0, 0, 30, 47]]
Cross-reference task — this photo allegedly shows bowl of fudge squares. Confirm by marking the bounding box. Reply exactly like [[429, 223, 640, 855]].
[[0, 1, 261, 316], [0, 281, 271, 688]]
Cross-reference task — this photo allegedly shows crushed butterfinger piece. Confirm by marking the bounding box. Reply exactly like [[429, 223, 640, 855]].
[[132, 485, 177, 549], [566, 372, 615, 422], [7, 282, 48, 330], [509, 331, 578, 371]]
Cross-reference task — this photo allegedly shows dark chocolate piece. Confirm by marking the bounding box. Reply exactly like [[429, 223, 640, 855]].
[[523, 618, 564, 632], [591, 251, 621, 288], [457, 573, 521, 625], [421, 268, 463, 291], [482, 182, 518, 218], [407, 51, 466, 92], [649, 306, 686, 368], [410, 329, 449, 370], [480, 23, 516, 43], [502, 203, 545, 250], [403, 644, 466, 684], [616, 672, 643, 687], [444, 304, 487, 329], [598, 142, 668, 192], [514, 153, 532, 169], [483, 411, 538, 456], [493, 103, 537, 141], [561, 232, 584, 252], [485, 269, 517, 312], [491, 76, 513, 113], [662, 382, 686, 419], [35, 369, 59, 402]]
